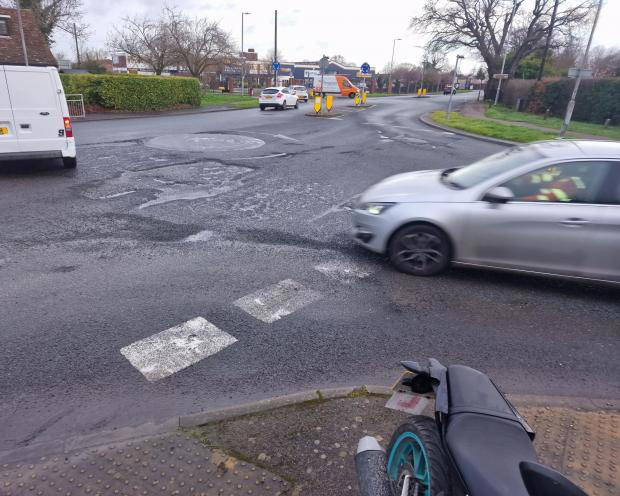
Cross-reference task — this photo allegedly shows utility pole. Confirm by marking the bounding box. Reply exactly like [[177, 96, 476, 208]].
[[537, 0, 559, 81], [274, 10, 278, 86], [15, 0, 29, 65], [559, 0, 603, 137], [73, 23, 81, 67], [494, 1, 518, 105], [447, 55, 464, 116], [241, 12, 250, 96], [388, 38, 401, 94]]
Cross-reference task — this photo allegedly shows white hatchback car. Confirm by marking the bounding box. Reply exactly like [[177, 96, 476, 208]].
[[291, 85, 309, 102], [259, 87, 299, 111]]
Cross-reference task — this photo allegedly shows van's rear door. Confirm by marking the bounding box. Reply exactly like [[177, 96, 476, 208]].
[[0, 65, 19, 153], [4, 66, 65, 153]]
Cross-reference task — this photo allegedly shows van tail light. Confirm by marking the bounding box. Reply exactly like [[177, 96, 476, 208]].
[[63, 117, 73, 138], [276, 92, 283, 98]]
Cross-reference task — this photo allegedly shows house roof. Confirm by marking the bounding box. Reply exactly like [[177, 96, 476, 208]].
[[0, 8, 57, 67]]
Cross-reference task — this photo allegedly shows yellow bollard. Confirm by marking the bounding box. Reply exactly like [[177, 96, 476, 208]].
[[361, 92, 367, 104], [423, 88, 427, 96], [417, 88, 421, 97], [314, 95, 322, 114], [354, 93, 361, 106], [326, 95, 334, 112], [309, 88, 314, 98]]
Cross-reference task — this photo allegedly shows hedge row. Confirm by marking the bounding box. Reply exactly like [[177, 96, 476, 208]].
[[525, 78, 620, 124], [60, 74, 201, 111]]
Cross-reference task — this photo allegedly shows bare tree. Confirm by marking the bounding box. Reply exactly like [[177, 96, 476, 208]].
[[165, 8, 235, 79], [1, 0, 87, 43], [589, 46, 620, 78], [107, 15, 175, 75], [410, 0, 592, 86]]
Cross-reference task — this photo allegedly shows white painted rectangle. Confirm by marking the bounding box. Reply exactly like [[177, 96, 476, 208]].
[[385, 392, 430, 415], [120, 317, 237, 382], [234, 279, 322, 323], [314, 260, 374, 284]]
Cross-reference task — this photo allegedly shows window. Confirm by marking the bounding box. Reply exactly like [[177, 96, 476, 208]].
[[501, 161, 611, 204], [281, 88, 289, 94], [0, 19, 9, 36]]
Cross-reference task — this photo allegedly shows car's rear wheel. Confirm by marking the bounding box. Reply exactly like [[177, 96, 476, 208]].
[[389, 224, 450, 276], [294, 101, 299, 109], [62, 156, 77, 169], [260, 104, 266, 111]]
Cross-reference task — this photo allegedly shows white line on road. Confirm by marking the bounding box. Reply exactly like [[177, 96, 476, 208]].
[[273, 134, 299, 142], [234, 279, 322, 323], [120, 317, 237, 382], [99, 190, 136, 199], [314, 260, 375, 284], [234, 153, 287, 160]]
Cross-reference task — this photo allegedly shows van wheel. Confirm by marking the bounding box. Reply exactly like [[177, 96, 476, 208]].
[[62, 157, 77, 169], [348, 93, 355, 98]]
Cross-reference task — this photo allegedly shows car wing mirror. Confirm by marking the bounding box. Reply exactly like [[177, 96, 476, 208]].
[[520, 462, 587, 496], [483, 186, 514, 204]]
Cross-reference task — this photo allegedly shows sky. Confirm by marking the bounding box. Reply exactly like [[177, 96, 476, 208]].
[[52, 0, 620, 74]]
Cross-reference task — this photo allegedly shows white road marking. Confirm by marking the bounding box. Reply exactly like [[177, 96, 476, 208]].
[[314, 260, 374, 284], [234, 153, 287, 160], [183, 230, 214, 242], [442, 131, 455, 136], [100, 190, 136, 199], [328, 117, 344, 120], [309, 197, 356, 222], [120, 317, 237, 382], [234, 279, 322, 323], [273, 134, 299, 142]]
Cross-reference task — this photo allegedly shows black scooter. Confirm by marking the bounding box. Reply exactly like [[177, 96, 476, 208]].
[[355, 358, 588, 496]]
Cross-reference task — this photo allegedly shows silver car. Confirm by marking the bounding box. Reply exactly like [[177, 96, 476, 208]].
[[352, 140, 620, 283]]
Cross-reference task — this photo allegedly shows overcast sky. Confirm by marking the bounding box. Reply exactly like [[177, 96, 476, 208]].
[[53, 0, 620, 73]]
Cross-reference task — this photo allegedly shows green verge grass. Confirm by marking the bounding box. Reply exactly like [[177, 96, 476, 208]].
[[487, 104, 620, 141], [200, 93, 259, 109], [431, 111, 556, 143]]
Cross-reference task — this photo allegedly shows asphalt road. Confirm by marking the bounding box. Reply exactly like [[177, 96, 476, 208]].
[[1, 93, 618, 453]]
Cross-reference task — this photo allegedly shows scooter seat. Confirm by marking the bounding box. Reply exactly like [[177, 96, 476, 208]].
[[445, 413, 537, 496]]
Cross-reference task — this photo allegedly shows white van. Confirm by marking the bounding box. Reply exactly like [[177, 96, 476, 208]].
[[0, 65, 76, 168]]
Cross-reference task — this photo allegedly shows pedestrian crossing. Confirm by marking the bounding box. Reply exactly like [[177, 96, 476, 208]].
[[119, 258, 377, 381]]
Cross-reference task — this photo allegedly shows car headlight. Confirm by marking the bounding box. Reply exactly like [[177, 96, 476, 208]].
[[360, 202, 396, 215]]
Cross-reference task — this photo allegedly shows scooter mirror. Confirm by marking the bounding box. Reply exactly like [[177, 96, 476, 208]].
[[519, 461, 588, 496]]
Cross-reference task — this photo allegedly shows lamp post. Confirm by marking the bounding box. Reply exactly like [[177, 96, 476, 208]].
[[388, 38, 401, 94], [559, 0, 603, 137], [15, 0, 29, 65], [447, 55, 464, 117], [241, 12, 251, 96], [494, 1, 518, 105]]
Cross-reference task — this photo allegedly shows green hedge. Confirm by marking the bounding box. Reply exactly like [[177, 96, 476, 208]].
[[60, 74, 201, 111], [526, 78, 620, 125]]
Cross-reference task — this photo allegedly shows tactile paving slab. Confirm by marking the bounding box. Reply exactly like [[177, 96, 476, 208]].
[[0, 432, 292, 496], [520, 406, 618, 496]]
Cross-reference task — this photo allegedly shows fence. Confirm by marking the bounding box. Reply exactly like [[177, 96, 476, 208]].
[[66, 94, 85, 118]]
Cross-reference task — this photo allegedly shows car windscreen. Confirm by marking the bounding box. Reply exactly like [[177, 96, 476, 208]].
[[293, 86, 306, 91], [262, 89, 279, 94], [447, 146, 544, 189]]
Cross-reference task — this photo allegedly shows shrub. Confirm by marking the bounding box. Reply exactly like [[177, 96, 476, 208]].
[[501, 79, 537, 109], [59, 74, 201, 111]]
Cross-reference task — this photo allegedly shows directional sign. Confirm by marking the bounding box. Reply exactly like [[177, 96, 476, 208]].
[[361, 62, 370, 74], [272, 61, 281, 71], [493, 73, 509, 80], [568, 67, 592, 79], [304, 69, 321, 78], [356, 72, 371, 78]]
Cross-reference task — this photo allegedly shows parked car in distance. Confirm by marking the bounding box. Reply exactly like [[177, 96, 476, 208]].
[[259, 87, 299, 111], [291, 85, 309, 102], [352, 140, 620, 283], [443, 85, 456, 95], [0, 65, 76, 168]]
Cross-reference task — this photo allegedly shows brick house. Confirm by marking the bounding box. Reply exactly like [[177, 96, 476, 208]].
[[0, 7, 57, 67]]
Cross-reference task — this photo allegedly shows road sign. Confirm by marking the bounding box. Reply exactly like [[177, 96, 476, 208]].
[[493, 73, 509, 80], [361, 62, 370, 74], [356, 72, 371, 78], [304, 69, 320, 78], [568, 67, 592, 79], [272, 61, 281, 71]]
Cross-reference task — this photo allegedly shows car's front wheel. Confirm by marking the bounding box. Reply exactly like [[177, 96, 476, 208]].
[[388, 224, 451, 276]]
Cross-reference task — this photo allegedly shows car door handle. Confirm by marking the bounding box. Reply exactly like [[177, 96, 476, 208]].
[[560, 218, 590, 226], [40, 111, 50, 116]]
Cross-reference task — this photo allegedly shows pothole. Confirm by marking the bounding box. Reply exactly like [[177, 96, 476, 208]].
[[145, 133, 265, 153]]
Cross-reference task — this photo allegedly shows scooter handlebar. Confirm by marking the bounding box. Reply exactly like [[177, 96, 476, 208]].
[[355, 436, 392, 496]]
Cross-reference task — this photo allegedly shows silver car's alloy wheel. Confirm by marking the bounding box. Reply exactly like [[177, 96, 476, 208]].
[[389, 225, 450, 276]]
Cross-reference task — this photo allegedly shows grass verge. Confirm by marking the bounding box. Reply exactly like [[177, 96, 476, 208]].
[[200, 92, 259, 109], [486, 104, 620, 141], [431, 111, 556, 143]]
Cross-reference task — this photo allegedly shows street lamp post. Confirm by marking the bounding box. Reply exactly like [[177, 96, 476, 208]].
[[447, 55, 464, 117], [388, 38, 401, 94], [241, 12, 251, 97], [559, 0, 603, 137], [494, 2, 518, 106]]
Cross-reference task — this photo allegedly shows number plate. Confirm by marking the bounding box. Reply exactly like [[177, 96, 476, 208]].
[[0, 127, 8, 135], [263, 96, 272, 99]]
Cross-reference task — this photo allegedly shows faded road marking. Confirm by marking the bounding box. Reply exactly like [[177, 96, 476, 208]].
[[234, 279, 322, 323], [100, 190, 136, 199], [315, 260, 374, 284], [234, 153, 287, 160], [120, 317, 237, 381]]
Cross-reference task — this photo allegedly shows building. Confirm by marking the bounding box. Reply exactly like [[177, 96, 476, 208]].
[[0, 7, 57, 66]]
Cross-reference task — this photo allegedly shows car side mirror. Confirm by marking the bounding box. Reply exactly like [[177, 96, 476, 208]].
[[483, 186, 514, 204], [520, 462, 587, 496]]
